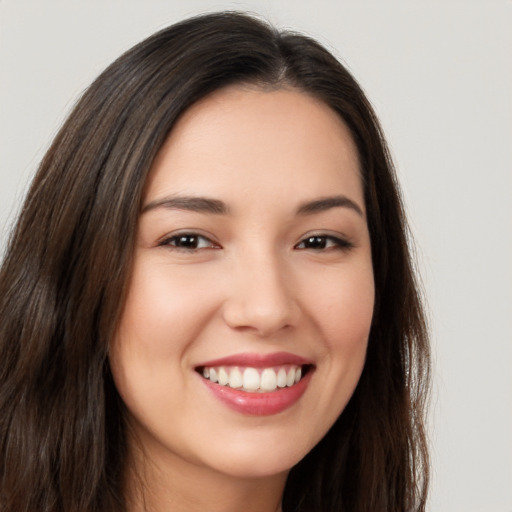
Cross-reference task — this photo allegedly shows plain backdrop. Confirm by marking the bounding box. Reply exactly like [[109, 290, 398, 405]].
[[1, 1, 511, 511]]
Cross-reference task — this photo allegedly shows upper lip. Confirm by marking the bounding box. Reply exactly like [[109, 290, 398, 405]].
[[196, 351, 312, 368]]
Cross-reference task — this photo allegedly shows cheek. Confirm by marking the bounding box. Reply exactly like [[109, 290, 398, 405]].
[[307, 260, 375, 347], [108, 262, 201, 413], [302, 258, 374, 403], [284, 259, 374, 449], [113, 260, 219, 361]]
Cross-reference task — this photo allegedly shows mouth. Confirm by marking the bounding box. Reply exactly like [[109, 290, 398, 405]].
[[194, 352, 315, 415], [196, 364, 313, 393]]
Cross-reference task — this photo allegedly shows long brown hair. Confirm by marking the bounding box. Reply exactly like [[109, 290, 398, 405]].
[[0, 12, 430, 512]]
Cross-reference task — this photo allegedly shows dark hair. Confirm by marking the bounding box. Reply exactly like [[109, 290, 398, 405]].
[[0, 11, 430, 512]]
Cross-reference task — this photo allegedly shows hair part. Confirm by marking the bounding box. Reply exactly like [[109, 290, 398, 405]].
[[0, 11, 430, 512]]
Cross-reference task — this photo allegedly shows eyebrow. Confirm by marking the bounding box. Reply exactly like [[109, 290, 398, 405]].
[[142, 196, 229, 215], [296, 195, 364, 217], [141, 194, 364, 217]]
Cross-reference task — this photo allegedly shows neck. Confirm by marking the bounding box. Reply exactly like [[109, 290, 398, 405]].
[[123, 436, 287, 512]]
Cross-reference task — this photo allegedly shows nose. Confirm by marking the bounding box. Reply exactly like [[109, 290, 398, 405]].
[[222, 251, 300, 337]]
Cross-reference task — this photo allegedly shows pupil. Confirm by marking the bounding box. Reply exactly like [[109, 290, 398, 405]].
[[178, 235, 197, 247], [307, 236, 326, 248]]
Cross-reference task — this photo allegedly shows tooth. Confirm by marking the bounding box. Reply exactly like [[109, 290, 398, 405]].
[[205, 365, 302, 391], [229, 367, 243, 388], [218, 367, 229, 386], [260, 368, 277, 391], [277, 368, 287, 388], [243, 368, 260, 391], [286, 367, 295, 387]]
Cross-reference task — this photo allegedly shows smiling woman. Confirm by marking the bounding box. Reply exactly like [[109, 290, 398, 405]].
[[111, 86, 374, 490], [0, 11, 430, 512]]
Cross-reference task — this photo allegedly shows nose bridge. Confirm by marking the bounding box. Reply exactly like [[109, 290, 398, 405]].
[[223, 243, 298, 335]]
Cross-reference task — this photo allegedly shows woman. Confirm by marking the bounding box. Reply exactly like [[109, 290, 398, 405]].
[[0, 11, 430, 512]]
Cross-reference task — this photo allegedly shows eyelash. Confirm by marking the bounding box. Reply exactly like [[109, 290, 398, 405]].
[[294, 235, 354, 251], [158, 233, 353, 252], [158, 233, 219, 251]]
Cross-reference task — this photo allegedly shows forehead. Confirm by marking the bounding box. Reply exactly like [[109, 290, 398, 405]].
[[145, 86, 363, 211]]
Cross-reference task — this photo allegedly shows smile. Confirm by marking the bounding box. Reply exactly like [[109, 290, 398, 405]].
[[200, 365, 305, 392], [195, 353, 314, 415]]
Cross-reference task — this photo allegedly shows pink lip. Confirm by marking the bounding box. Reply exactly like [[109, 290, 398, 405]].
[[196, 351, 311, 368], [200, 371, 312, 415], [195, 352, 314, 416]]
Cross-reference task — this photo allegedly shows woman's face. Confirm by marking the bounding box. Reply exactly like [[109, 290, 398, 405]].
[[110, 86, 374, 480]]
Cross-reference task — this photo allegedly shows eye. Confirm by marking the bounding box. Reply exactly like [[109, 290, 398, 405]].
[[158, 233, 220, 251], [295, 235, 353, 251]]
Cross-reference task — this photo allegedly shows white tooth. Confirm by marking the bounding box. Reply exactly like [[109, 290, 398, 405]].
[[243, 368, 260, 391], [260, 368, 277, 391], [202, 367, 210, 379], [209, 368, 218, 383], [228, 367, 243, 389], [218, 367, 229, 386], [277, 368, 287, 388], [286, 367, 295, 387], [294, 367, 302, 384]]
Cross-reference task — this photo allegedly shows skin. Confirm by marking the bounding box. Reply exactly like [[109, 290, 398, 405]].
[[110, 85, 375, 512]]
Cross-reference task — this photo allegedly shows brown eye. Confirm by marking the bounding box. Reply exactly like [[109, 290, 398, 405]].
[[160, 233, 219, 251], [295, 235, 353, 251], [300, 236, 328, 249]]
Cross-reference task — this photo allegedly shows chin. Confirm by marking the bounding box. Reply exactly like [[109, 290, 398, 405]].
[[194, 430, 315, 480]]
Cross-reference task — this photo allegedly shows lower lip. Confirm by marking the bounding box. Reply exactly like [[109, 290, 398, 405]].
[[200, 370, 312, 415]]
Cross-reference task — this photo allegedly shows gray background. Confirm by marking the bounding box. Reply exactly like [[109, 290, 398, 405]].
[[1, 1, 511, 510]]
